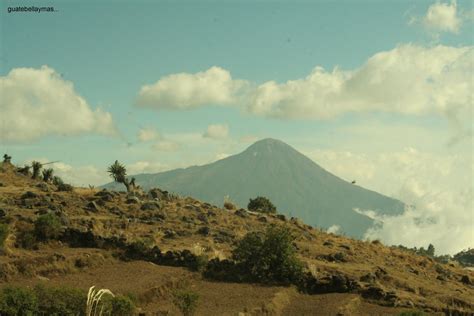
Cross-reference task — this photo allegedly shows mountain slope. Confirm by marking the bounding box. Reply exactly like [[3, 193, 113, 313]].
[[103, 138, 404, 237]]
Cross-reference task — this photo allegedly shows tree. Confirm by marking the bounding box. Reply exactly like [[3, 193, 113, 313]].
[[107, 160, 134, 192], [31, 161, 43, 179], [248, 196, 277, 214], [232, 225, 303, 284], [42, 168, 54, 182], [2, 154, 11, 163]]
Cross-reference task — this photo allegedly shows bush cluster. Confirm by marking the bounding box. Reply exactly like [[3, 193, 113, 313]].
[[204, 225, 303, 285], [247, 196, 277, 214], [34, 213, 62, 242], [0, 285, 135, 316]]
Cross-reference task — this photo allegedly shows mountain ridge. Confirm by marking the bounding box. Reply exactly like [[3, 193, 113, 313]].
[[102, 138, 404, 237]]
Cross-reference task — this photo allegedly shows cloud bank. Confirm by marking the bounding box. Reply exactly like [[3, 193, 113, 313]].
[[0, 66, 117, 143], [136, 45, 473, 141], [203, 124, 229, 140]]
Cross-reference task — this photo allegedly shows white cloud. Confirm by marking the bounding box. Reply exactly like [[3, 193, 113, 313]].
[[305, 147, 472, 255], [203, 124, 229, 140], [135, 45, 473, 142], [137, 127, 160, 142], [135, 66, 247, 110], [0, 66, 117, 143], [423, 0, 461, 33], [152, 140, 180, 152], [327, 225, 341, 234], [127, 161, 167, 174]]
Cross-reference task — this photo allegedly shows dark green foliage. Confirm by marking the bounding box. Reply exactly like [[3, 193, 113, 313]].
[[3, 154, 11, 163], [232, 225, 303, 284], [34, 284, 86, 316], [172, 289, 199, 316], [34, 213, 62, 241], [108, 160, 132, 192], [31, 161, 42, 179], [17, 165, 31, 175], [42, 168, 54, 182], [52, 175, 63, 186], [247, 196, 276, 214], [109, 295, 136, 316], [0, 224, 8, 251], [0, 286, 37, 316], [0, 285, 136, 316], [188, 255, 208, 272], [14, 222, 37, 250], [453, 248, 474, 266], [52, 176, 73, 191]]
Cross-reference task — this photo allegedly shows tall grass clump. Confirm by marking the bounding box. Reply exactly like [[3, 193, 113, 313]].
[[86, 286, 115, 316]]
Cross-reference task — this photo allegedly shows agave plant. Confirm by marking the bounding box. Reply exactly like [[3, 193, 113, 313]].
[[107, 160, 133, 192], [42, 168, 54, 182], [31, 161, 43, 179], [86, 286, 115, 316]]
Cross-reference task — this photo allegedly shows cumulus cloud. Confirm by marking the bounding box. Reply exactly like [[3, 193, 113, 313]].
[[135, 66, 248, 110], [137, 127, 160, 142], [422, 0, 461, 33], [203, 124, 229, 140], [152, 140, 180, 152], [0, 66, 117, 143], [135, 45, 473, 141], [306, 147, 472, 255], [127, 161, 167, 174]]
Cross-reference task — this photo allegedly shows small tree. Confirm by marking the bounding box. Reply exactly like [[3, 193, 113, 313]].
[[34, 213, 62, 241], [172, 289, 199, 316], [232, 225, 303, 284], [42, 168, 54, 182], [107, 161, 134, 192], [248, 196, 277, 214], [31, 161, 43, 179], [2, 154, 11, 163]]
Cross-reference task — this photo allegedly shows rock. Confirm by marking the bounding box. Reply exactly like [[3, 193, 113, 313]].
[[362, 286, 386, 300], [36, 182, 50, 192], [258, 216, 268, 223], [164, 229, 176, 239], [21, 191, 38, 199], [339, 244, 351, 250], [276, 214, 287, 221], [197, 213, 208, 224], [0, 209, 6, 218], [234, 209, 248, 218], [141, 201, 161, 211], [148, 188, 168, 200], [86, 201, 100, 212], [461, 275, 471, 285], [126, 196, 140, 204], [197, 226, 210, 236], [360, 272, 376, 283], [22, 199, 37, 208], [323, 241, 333, 247]]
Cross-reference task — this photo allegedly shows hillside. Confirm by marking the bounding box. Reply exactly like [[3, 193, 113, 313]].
[[103, 138, 404, 238], [1, 161, 473, 315]]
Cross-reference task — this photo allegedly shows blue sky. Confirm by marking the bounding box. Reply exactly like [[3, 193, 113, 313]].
[[1, 0, 473, 253]]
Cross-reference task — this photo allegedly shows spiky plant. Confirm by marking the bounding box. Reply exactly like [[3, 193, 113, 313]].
[[42, 168, 54, 182], [31, 161, 43, 179], [86, 286, 114, 316], [107, 160, 132, 192]]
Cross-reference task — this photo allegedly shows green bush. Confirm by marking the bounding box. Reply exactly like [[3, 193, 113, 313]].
[[172, 289, 199, 316], [0, 286, 37, 316], [247, 196, 276, 214], [34, 213, 62, 241], [232, 225, 303, 284], [109, 295, 136, 316], [397, 311, 427, 316], [34, 284, 85, 315], [15, 222, 37, 250], [0, 224, 8, 251]]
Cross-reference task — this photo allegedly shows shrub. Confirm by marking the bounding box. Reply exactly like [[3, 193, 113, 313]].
[[247, 196, 276, 214], [34, 213, 62, 241], [31, 161, 42, 179], [0, 224, 8, 251], [232, 225, 303, 284], [172, 289, 199, 316], [109, 295, 136, 316], [34, 284, 85, 315], [42, 168, 54, 182], [14, 222, 37, 249], [0, 286, 37, 316], [397, 311, 427, 316], [223, 202, 236, 210]]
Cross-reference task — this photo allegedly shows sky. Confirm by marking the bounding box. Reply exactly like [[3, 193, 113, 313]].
[[1, 0, 473, 254]]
